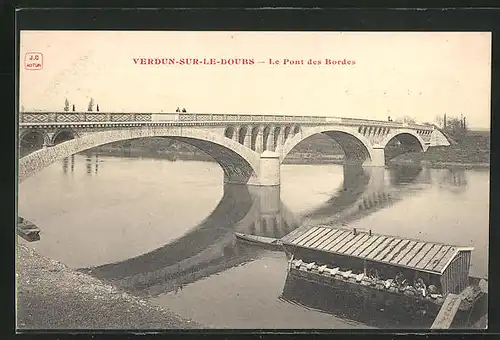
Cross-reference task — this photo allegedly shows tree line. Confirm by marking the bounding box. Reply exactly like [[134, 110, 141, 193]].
[[435, 114, 468, 140], [389, 113, 469, 141], [63, 98, 100, 112]]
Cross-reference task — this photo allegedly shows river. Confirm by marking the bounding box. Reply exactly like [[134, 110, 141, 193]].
[[17, 153, 489, 329]]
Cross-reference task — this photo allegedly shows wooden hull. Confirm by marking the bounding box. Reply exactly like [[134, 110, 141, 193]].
[[235, 233, 283, 250], [17, 219, 40, 242], [282, 271, 437, 328], [285, 266, 485, 328]]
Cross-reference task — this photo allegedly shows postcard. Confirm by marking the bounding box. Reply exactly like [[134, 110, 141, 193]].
[[17, 29, 490, 330]]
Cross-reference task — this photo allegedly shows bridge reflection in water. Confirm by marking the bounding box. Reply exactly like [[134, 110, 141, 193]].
[[80, 162, 468, 299]]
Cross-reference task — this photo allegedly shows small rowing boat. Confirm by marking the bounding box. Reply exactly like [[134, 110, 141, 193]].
[[17, 216, 41, 242], [235, 232, 282, 249]]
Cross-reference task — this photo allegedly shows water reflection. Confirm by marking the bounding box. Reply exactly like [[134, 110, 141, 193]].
[[61, 155, 75, 175], [85, 151, 99, 176], [83, 164, 445, 299], [301, 166, 425, 226], [389, 165, 424, 186], [435, 168, 468, 194], [85, 184, 285, 297]]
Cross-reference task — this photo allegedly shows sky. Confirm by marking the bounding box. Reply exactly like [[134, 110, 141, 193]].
[[19, 31, 491, 129]]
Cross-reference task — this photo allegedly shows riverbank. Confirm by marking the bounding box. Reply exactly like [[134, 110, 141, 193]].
[[85, 130, 489, 168], [88, 145, 347, 165], [16, 242, 204, 330], [389, 131, 490, 169]]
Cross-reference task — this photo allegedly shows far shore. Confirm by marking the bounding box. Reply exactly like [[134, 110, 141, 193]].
[[82, 146, 490, 170]]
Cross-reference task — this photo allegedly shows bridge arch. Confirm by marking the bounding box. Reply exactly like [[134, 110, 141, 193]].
[[250, 126, 260, 151], [224, 126, 236, 139], [19, 127, 260, 184], [283, 126, 292, 141], [238, 126, 248, 145], [19, 129, 50, 156], [273, 126, 281, 151], [280, 125, 376, 165], [262, 126, 271, 151], [52, 128, 79, 145], [381, 130, 427, 162], [380, 129, 426, 151]]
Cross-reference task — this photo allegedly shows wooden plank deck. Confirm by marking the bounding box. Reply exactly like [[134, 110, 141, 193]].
[[316, 229, 342, 249], [430, 247, 456, 272], [406, 243, 434, 267], [373, 239, 402, 261], [397, 241, 425, 266], [324, 231, 351, 251], [282, 226, 312, 244], [357, 236, 385, 257], [302, 229, 328, 247], [424, 246, 452, 271], [431, 294, 462, 329], [309, 229, 337, 248], [293, 227, 321, 246], [416, 245, 448, 270], [393, 240, 418, 264], [345, 234, 370, 255], [281, 225, 473, 275]]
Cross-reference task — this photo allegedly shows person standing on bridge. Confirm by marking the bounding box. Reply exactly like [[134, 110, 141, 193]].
[[176, 107, 180, 112], [182, 108, 187, 113]]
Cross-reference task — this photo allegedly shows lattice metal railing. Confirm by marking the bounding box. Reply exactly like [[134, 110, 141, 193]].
[[135, 114, 152, 121], [19, 112, 432, 129], [21, 113, 50, 123], [111, 114, 134, 122], [55, 114, 81, 122], [85, 114, 107, 122]]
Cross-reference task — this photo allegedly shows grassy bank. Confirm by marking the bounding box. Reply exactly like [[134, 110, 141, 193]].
[[390, 130, 490, 168], [85, 130, 489, 168], [89, 133, 346, 165], [16, 242, 204, 330]]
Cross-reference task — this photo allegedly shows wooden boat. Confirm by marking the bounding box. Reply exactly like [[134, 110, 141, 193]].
[[17, 216, 40, 242], [279, 270, 487, 329], [235, 232, 282, 249], [280, 225, 485, 327]]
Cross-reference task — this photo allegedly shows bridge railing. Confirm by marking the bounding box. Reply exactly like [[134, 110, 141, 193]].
[[19, 112, 154, 123], [339, 117, 434, 130], [176, 113, 329, 122], [18, 112, 434, 129], [19, 112, 331, 123]]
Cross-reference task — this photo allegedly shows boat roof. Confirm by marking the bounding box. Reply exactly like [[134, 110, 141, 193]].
[[281, 225, 473, 275]]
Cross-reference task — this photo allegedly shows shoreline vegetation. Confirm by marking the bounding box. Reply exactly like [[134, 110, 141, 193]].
[[84, 130, 489, 169]]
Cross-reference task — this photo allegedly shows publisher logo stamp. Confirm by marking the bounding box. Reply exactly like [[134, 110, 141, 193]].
[[25, 52, 43, 70]]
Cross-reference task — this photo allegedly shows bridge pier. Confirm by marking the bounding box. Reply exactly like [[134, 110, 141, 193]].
[[258, 151, 280, 186], [245, 151, 280, 187], [364, 147, 386, 167]]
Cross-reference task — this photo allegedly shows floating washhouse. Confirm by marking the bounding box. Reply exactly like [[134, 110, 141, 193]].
[[280, 225, 481, 313]]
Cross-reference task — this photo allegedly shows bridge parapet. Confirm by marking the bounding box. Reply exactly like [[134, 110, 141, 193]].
[[20, 112, 153, 123], [178, 113, 329, 123], [19, 112, 435, 130], [340, 117, 434, 131]]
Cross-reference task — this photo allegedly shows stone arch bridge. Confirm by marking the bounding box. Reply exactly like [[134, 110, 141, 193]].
[[18, 112, 449, 186]]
